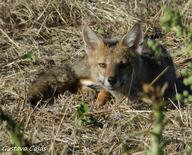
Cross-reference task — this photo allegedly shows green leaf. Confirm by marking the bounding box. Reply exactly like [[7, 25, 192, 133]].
[[76, 102, 88, 120], [21, 51, 36, 62]]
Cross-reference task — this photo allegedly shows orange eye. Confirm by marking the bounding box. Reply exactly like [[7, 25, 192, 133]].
[[98, 63, 106, 68]]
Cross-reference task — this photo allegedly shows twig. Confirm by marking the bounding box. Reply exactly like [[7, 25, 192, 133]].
[[86, 106, 151, 116], [150, 67, 169, 86], [175, 57, 192, 65], [0, 57, 21, 68], [24, 100, 41, 129], [0, 28, 20, 49]]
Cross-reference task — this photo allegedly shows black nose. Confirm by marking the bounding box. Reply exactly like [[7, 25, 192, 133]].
[[108, 76, 117, 85]]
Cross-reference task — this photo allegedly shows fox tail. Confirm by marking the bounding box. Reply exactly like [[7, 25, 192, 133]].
[[27, 65, 78, 106]]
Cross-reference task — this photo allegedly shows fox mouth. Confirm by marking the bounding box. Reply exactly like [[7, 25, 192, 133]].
[[98, 78, 122, 91], [104, 83, 121, 91], [98, 80, 115, 90]]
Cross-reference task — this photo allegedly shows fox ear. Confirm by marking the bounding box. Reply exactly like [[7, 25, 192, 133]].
[[121, 23, 144, 54], [83, 25, 102, 54]]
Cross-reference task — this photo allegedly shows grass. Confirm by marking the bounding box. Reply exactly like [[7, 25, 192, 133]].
[[0, 0, 192, 154]]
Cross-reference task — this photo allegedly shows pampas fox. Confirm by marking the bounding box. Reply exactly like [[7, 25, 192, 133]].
[[27, 23, 177, 106]]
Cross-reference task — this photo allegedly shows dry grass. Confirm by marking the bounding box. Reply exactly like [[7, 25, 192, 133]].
[[0, 0, 192, 154]]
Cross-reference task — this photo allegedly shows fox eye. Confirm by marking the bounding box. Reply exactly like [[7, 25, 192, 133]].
[[98, 63, 106, 68], [119, 62, 127, 69]]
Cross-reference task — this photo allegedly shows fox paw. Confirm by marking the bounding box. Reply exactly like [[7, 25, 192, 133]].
[[80, 87, 96, 99], [96, 89, 109, 106]]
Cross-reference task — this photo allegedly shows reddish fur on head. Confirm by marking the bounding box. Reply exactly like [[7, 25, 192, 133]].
[[82, 24, 144, 90]]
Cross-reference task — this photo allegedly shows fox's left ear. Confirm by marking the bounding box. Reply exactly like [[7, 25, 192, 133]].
[[82, 25, 102, 54], [121, 23, 144, 54]]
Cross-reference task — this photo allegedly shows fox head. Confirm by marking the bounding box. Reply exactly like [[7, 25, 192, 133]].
[[82, 23, 144, 90]]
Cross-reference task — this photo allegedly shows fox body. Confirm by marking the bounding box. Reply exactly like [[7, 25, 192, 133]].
[[27, 24, 177, 105]]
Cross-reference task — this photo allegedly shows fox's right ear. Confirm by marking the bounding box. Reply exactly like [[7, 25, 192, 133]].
[[121, 23, 144, 54], [83, 25, 102, 54]]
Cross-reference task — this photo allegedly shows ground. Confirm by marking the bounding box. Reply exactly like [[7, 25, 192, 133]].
[[0, 0, 192, 154]]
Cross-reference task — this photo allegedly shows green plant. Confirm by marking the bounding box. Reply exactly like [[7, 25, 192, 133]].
[[160, 5, 192, 105], [21, 50, 36, 62], [143, 84, 168, 155], [76, 102, 98, 125], [0, 108, 36, 155], [160, 7, 186, 37]]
